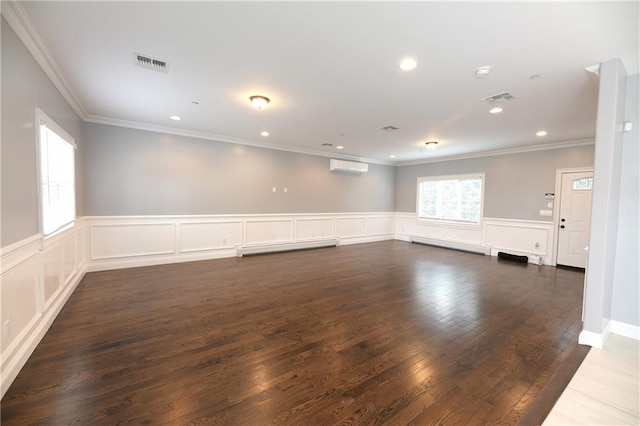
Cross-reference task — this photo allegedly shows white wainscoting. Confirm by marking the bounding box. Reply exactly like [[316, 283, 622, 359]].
[[395, 213, 556, 265], [86, 213, 396, 271], [0, 221, 87, 397]]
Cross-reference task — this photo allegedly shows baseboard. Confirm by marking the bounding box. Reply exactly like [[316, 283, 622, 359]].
[[86, 248, 239, 272], [578, 320, 612, 349], [1, 267, 85, 397], [410, 235, 490, 255], [394, 233, 412, 242], [338, 234, 394, 246], [609, 320, 640, 340], [578, 330, 605, 349]]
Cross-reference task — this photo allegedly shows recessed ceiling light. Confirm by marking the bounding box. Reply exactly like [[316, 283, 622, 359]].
[[169, 115, 181, 121], [489, 107, 503, 114], [260, 131, 269, 137], [536, 130, 547, 136], [400, 58, 417, 71], [425, 141, 439, 149], [250, 95, 270, 110], [390, 155, 396, 158], [476, 66, 492, 78], [336, 146, 344, 150]]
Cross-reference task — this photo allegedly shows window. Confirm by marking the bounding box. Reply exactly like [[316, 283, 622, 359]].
[[37, 110, 76, 237], [417, 174, 484, 224], [572, 177, 593, 190]]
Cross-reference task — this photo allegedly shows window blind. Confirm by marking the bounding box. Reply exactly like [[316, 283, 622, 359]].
[[39, 117, 76, 236]]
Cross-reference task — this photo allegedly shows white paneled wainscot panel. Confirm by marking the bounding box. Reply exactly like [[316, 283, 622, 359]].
[[296, 218, 334, 241], [367, 216, 395, 236], [1, 222, 87, 398], [90, 223, 176, 259], [395, 213, 555, 265], [245, 219, 294, 246], [179, 221, 242, 253], [336, 217, 367, 238], [484, 218, 553, 263], [87, 213, 395, 270]]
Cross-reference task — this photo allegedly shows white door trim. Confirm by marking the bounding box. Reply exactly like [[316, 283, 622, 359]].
[[551, 167, 594, 266]]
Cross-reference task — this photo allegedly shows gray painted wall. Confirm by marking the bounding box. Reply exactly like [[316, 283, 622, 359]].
[[395, 145, 595, 221], [1, 18, 84, 246], [611, 72, 639, 327], [82, 123, 396, 216]]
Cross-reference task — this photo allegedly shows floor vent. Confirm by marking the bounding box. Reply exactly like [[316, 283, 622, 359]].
[[134, 53, 169, 73], [237, 239, 338, 257]]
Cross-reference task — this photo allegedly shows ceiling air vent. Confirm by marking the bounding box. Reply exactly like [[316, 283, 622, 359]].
[[134, 53, 169, 73], [482, 91, 514, 103], [378, 125, 399, 132]]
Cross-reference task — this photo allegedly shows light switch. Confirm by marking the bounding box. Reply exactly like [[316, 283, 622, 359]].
[[547, 202, 553, 209], [272, 187, 276, 193]]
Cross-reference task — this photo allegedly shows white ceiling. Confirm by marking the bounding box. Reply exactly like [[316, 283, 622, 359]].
[[14, 1, 640, 164]]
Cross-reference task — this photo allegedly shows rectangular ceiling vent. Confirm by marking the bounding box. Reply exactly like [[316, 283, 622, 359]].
[[482, 92, 514, 103], [134, 53, 169, 73]]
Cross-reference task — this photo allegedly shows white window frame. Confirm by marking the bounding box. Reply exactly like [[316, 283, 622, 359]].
[[35, 109, 77, 239], [416, 173, 485, 227]]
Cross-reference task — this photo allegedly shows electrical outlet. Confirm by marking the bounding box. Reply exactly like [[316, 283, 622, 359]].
[[535, 242, 540, 249]]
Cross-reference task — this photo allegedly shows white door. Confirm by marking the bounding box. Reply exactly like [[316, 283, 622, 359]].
[[557, 171, 593, 268]]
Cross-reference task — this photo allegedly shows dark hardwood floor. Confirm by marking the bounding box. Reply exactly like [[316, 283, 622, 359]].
[[1, 241, 589, 425]]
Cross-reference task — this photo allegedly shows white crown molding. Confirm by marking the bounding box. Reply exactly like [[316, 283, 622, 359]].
[[84, 115, 395, 166], [1, 1, 88, 119], [396, 139, 596, 167]]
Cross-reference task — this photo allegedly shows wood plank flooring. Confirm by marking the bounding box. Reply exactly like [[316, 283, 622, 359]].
[[1, 241, 589, 425]]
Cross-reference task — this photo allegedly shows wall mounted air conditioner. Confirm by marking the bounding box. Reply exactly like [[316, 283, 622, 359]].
[[329, 159, 369, 174]]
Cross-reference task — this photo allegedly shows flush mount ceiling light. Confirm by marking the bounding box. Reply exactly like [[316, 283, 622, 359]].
[[390, 155, 396, 158], [489, 107, 503, 114], [260, 131, 269, 137], [250, 95, 270, 110], [476, 66, 492, 78], [400, 58, 417, 71], [336, 145, 344, 150], [425, 141, 439, 149], [536, 130, 548, 136], [169, 115, 181, 121]]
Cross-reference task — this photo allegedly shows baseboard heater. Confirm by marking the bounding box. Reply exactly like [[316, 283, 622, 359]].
[[237, 239, 338, 257], [409, 235, 490, 255]]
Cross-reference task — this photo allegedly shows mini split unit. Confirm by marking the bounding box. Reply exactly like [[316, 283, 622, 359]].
[[329, 159, 369, 174]]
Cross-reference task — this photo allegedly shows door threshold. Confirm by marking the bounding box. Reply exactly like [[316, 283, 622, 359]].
[[556, 264, 586, 272]]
